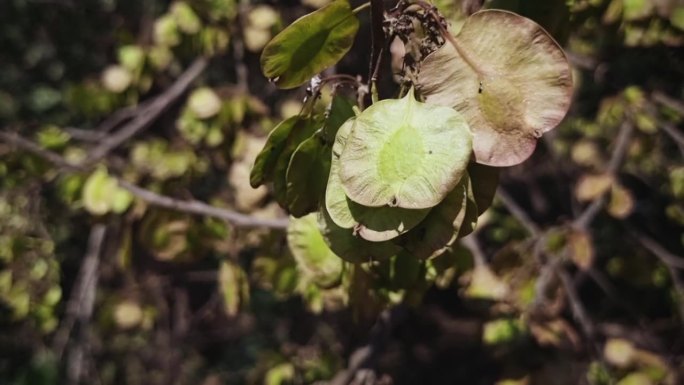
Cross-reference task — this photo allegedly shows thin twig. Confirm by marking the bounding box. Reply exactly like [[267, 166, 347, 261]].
[[97, 98, 156, 134], [629, 228, 684, 269], [461, 234, 487, 266], [497, 188, 541, 236], [118, 181, 289, 229], [62, 223, 106, 384], [556, 265, 596, 339], [628, 226, 684, 321], [52, 224, 106, 359], [63, 127, 107, 143], [368, 0, 386, 91], [652, 91, 684, 116], [0, 130, 289, 229], [0, 130, 82, 171], [85, 57, 208, 162], [660, 120, 684, 155]]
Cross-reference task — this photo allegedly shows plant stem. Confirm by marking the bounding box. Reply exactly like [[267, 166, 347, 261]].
[[352, 2, 371, 15], [414, 0, 486, 77], [368, 0, 386, 98]]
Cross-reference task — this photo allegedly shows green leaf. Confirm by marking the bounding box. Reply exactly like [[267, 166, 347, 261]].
[[322, 94, 356, 143], [250, 116, 301, 188], [285, 133, 331, 217], [82, 167, 133, 216], [326, 117, 431, 242], [395, 174, 469, 260], [339, 88, 472, 209], [671, 7, 684, 31], [622, 0, 654, 21], [187, 87, 222, 119], [111, 189, 134, 214], [318, 207, 401, 264], [287, 213, 344, 287], [285, 94, 356, 217], [170, 1, 202, 34], [468, 162, 499, 215], [418, 10, 572, 167], [273, 117, 321, 206], [260, 0, 359, 89], [218, 260, 250, 317], [118, 45, 145, 72]]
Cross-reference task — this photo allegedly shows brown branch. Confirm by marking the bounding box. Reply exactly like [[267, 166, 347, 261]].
[[660, 120, 684, 155], [0, 130, 289, 229], [368, 0, 386, 89], [63, 224, 106, 385], [627, 226, 684, 321], [0, 130, 84, 171], [652, 91, 684, 116], [497, 188, 542, 237], [53, 224, 106, 361], [461, 234, 487, 266], [118, 181, 289, 229], [556, 264, 596, 339], [85, 57, 208, 163]]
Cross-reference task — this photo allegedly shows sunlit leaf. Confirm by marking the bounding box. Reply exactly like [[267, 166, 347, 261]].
[[466, 264, 508, 300], [219, 260, 250, 317], [188, 87, 222, 119], [101, 65, 132, 93], [672, 7, 684, 31], [170, 1, 202, 34], [260, 0, 359, 89], [154, 14, 181, 46], [287, 213, 343, 287], [113, 300, 143, 330], [326, 117, 431, 241], [622, 0, 654, 21], [118, 45, 145, 72], [339, 88, 472, 209], [608, 184, 635, 219], [576, 173, 614, 202], [82, 167, 132, 215], [616, 373, 653, 385], [604, 338, 635, 368], [483, 318, 523, 345], [418, 10, 572, 166], [568, 229, 594, 271]]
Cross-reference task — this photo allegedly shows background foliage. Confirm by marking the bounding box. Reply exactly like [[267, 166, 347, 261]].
[[1, 0, 683, 384]]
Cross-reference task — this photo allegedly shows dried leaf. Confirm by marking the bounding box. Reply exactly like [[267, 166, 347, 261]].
[[418, 10, 572, 166]]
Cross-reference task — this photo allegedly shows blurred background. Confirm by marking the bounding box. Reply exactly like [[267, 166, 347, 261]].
[[0, 0, 683, 384]]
